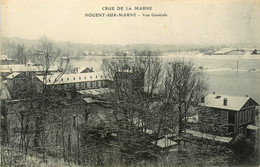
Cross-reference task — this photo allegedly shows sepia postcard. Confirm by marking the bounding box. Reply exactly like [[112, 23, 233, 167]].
[[1, 0, 259, 166]]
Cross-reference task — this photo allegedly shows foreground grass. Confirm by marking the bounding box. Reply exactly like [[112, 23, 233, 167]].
[[0, 147, 81, 167]]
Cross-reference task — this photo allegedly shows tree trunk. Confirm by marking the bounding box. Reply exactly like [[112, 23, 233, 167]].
[[67, 134, 71, 156], [34, 116, 42, 148], [177, 104, 182, 144], [62, 118, 66, 161], [155, 116, 164, 146], [24, 122, 30, 157], [76, 115, 80, 165], [1, 100, 8, 145], [19, 113, 24, 151]]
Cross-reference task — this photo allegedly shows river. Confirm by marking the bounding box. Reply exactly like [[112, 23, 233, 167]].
[[69, 52, 260, 102]]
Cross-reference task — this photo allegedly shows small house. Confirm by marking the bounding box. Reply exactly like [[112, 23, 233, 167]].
[[198, 93, 259, 137]]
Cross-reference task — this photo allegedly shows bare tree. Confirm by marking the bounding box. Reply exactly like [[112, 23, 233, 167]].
[[29, 37, 69, 161], [163, 60, 207, 140], [100, 51, 163, 165]]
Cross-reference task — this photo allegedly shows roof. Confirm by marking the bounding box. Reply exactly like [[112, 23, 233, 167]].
[[187, 115, 199, 123], [79, 67, 94, 73], [186, 129, 233, 143], [0, 64, 57, 72], [83, 98, 95, 103], [214, 48, 234, 54], [77, 88, 113, 96], [152, 137, 177, 148], [0, 83, 11, 100], [6, 72, 20, 79], [36, 71, 105, 85], [247, 125, 258, 130], [199, 93, 259, 111]]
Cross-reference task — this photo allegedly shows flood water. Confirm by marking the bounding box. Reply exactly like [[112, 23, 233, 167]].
[[70, 52, 260, 102], [69, 52, 260, 166]]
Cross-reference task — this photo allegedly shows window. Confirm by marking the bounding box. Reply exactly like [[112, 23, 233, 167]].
[[90, 82, 93, 87], [61, 78, 63, 81], [85, 82, 88, 89], [249, 110, 252, 121], [240, 112, 243, 124], [96, 76, 98, 78], [245, 111, 248, 122], [73, 115, 76, 128], [84, 76, 86, 79], [79, 77, 81, 80], [252, 109, 255, 120], [67, 78, 69, 81], [101, 80, 104, 87], [96, 81, 99, 87], [101, 75, 103, 78], [228, 111, 235, 124], [73, 77, 75, 80], [90, 76, 92, 79]]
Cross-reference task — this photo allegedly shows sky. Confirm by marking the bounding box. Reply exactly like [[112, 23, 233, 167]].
[[1, 0, 260, 45]]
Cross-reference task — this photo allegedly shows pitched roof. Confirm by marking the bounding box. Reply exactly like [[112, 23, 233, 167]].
[[79, 67, 94, 73], [6, 72, 20, 79], [83, 98, 95, 103], [186, 129, 233, 143], [199, 93, 259, 111], [36, 71, 104, 85], [78, 88, 113, 96]]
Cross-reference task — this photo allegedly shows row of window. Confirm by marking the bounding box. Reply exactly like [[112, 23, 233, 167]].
[[49, 75, 103, 83], [52, 80, 105, 90], [238, 109, 255, 125]]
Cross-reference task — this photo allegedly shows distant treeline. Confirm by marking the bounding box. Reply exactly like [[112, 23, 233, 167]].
[[1, 36, 250, 63]]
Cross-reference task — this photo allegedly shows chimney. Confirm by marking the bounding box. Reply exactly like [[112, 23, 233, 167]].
[[245, 95, 248, 97], [90, 67, 93, 71], [201, 97, 205, 103], [223, 98, 227, 106], [213, 91, 216, 94]]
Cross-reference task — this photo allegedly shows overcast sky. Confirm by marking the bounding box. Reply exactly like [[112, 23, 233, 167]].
[[2, 0, 260, 45]]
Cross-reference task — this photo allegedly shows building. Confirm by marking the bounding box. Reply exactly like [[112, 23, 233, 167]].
[[0, 54, 19, 65], [0, 64, 58, 79], [198, 93, 259, 137], [35, 71, 107, 92], [6, 72, 25, 88], [70, 67, 94, 74], [114, 70, 145, 94]]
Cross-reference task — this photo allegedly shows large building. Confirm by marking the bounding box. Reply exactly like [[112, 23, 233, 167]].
[[198, 93, 259, 137], [35, 71, 107, 92]]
